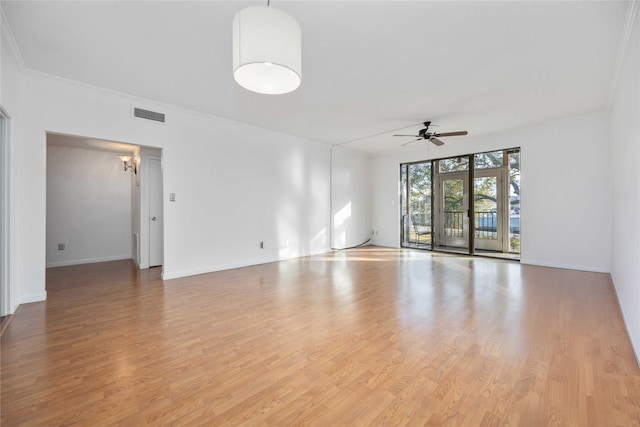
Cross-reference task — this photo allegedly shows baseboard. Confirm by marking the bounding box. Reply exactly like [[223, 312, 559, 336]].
[[162, 249, 330, 281], [46, 255, 132, 268], [19, 291, 47, 305], [519, 258, 610, 274], [0, 313, 13, 338], [371, 239, 400, 249], [610, 271, 640, 369]]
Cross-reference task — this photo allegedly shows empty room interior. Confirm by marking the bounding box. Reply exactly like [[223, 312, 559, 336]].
[[1, 1, 639, 425]]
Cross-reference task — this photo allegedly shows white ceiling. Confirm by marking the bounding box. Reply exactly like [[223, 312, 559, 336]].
[[2, 1, 630, 153]]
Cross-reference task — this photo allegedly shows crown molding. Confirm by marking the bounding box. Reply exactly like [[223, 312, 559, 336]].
[[1, 8, 26, 71], [606, 1, 639, 110]]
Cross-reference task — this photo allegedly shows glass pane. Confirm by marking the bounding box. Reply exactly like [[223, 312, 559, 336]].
[[474, 151, 503, 169], [443, 179, 464, 237], [400, 165, 408, 245], [438, 157, 469, 173], [401, 165, 407, 217], [400, 162, 432, 248], [408, 162, 432, 247], [474, 176, 498, 241], [508, 151, 521, 253]]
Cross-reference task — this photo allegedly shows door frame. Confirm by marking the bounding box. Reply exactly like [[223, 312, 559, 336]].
[[434, 171, 469, 250], [1, 106, 12, 316], [473, 167, 509, 252], [147, 157, 163, 268], [399, 147, 521, 259]]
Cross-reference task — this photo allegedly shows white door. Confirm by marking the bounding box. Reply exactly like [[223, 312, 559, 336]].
[[149, 158, 163, 267]]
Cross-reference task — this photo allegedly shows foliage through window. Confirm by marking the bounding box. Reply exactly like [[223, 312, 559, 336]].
[[438, 157, 469, 173], [474, 151, 503, 169]]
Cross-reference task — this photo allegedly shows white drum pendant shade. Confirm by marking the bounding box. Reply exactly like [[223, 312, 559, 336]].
[[233, 7, 302, 95]]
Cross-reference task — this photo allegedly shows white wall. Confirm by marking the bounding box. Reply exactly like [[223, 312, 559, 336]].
[[1, 22, 40, 310], [331, 146, 371, 249], [371, 111, 612, 273], [3, 45, 374, 307], [0, 16, 16, 314], [46, 144, 132, 267], [610, 6, 640, 360]]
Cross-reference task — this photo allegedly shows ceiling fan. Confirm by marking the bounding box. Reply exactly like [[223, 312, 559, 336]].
[[394, 121, 468, 146]]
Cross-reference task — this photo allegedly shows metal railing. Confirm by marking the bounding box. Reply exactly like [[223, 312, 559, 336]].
[[444, 211, 463, 237], [474, 211, 520, 237], [475, 211, 496, 239], [403, 211, 520, 246]]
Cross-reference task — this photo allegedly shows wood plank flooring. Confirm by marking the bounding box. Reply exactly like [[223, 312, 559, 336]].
[[2, 247, 640, 425]]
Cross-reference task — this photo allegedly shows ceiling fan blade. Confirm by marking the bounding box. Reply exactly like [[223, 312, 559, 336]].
[[433, 131, 468, 137], [401, 138, 421, 147], [393, 134, 419, 137], [430, 138, 445, 146]]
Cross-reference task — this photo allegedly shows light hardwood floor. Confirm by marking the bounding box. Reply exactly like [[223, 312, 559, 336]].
[[2, 247, 640, 425]]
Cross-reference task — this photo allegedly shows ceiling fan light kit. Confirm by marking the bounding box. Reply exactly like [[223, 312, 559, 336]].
[[232, 6, 302, 95]]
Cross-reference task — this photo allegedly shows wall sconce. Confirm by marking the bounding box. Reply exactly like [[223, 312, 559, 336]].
[[118, 155, 137, 174]]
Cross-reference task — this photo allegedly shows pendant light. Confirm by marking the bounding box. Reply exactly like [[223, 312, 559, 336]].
[[232, 3, 302, 95]]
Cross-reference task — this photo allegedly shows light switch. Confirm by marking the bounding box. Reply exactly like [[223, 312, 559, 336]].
[[169, 193, 176, 202]]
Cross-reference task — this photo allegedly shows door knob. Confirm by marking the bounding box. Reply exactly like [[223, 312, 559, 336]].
[[151, 216, 156, 221]]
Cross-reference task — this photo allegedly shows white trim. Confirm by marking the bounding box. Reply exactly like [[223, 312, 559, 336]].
[[21, 68, 319, 146], [372, 239, 400, 249], [520, 258, 610, 274], [161, 250, 329, 281], [0, 106, 11, 316], [46, 255, 132, 268], [18, 292, 47, 306], [0, 9, 26, 71], [606, 1, 640, 109], [611, 271, 640, 367]]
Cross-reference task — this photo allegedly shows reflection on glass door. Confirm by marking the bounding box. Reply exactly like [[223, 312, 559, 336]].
[[435, 172, 468, 250]]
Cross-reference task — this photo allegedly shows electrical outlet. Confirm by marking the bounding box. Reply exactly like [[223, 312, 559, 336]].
[[58, 243, 65, 250], [169, 193, 176, 202]]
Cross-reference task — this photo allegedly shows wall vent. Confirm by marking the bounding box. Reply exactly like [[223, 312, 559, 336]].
[[133, 107, 165, 123]]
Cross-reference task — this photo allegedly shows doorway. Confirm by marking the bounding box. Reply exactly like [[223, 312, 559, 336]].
[[434, 171, 469, 251], [44, 134, 164, 273], [473, 169, 506, 252]]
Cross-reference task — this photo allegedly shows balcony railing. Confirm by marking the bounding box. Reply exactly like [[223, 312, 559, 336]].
[[444, 211, 463, 237], [402, 211, 520, 246], [474, 211, 520, 236]]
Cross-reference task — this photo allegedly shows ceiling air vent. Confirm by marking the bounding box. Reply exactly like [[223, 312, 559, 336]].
[[133, 107, 165, 123]]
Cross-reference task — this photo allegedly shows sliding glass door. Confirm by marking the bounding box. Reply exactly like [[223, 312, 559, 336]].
[[400, 148, 520, 259]]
